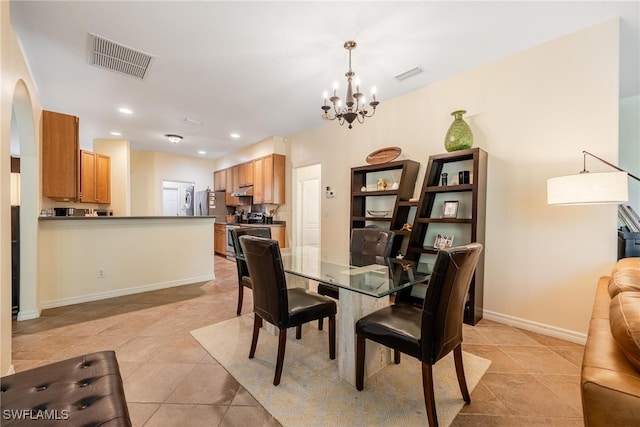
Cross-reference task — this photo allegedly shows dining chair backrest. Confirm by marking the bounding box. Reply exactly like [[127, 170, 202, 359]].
[[238, 235, 288, 328], [350, 228, 395, 265], [231, 227, 272, 277], [421, 243, 483, 364]]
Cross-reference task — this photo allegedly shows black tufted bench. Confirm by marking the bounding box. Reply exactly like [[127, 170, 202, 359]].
[[1, 350, 131, 426]]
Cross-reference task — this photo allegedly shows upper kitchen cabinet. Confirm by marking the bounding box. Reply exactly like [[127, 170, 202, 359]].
[[42, 110, 79, 201], [213, 170, 226, 191], [253, 154, 285, 204], [79, 150, 111, 204], [238, 161, 254, 187]]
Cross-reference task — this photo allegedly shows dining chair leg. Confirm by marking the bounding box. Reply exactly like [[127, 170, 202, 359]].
[[394, 349, 401, 364], [453, 344, 471, 403], [421, 361, 438, 427], [295, 325, 302, 339], [249, 314, 262, 358], [274, 328, 287, 386], [355, 335, 366, 391], [236, 285, 244, 316], [318, 318, 323, 330], [328, 315, 336, 359]]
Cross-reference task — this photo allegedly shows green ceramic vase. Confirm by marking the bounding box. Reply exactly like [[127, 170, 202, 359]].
[[444, 110, 473, 152]]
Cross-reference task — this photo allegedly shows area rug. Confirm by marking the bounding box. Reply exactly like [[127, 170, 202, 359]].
[[191, 315, 491, 427]]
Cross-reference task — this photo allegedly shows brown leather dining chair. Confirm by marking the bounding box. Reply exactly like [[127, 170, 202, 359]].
[[230, 227, 271, 315], [317, 228, 395, 299], [238, 234, 337, 386], [355, 243, 483, 427]]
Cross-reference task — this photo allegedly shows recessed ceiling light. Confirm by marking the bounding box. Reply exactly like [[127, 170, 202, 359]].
[[230, 133, 240, 139], [110, 131, 122, 136], [119, 107, 133, 114], [197, 150, 206, 155]]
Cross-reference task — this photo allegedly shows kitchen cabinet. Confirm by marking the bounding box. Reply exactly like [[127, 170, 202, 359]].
[[238, 161, 253, 186], [271, 226, 286, 249], [214, 223, 227, 256], [79, 150, 111, 204], [42, 110, 79, 201], [225, 168, 235, 206], [213, 170, 226, 191], [406, 148, 487, 325], [253, 154, 285, 204], [253, 157, 264, 203], [350, 159, 420, 256]]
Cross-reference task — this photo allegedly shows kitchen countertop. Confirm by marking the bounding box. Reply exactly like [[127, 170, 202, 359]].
[[217, 221, 286, 227], [39, 216, 218, 221]]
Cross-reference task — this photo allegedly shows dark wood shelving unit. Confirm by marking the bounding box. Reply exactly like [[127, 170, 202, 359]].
[[350, 159, 420, 255], [406, 148, 487, 325]]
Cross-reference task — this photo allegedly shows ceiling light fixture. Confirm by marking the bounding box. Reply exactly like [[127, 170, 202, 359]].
[[119, 107, 133, 114], [321, 40, 379, 129], [110, 131, 122, 136], [197, 150, 206, 155], [230, 133, 240, 139], [165, 134, 183, 144]]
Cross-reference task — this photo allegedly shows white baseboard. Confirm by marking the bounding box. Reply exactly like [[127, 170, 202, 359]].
[[5, 364, 15, 376], [39, 275, 214, 310], [483, 309, 587, 345], [17, 308, 41, 321]]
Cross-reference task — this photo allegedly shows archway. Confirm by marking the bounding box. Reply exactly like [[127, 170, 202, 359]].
[[11, 80, 39, 320]]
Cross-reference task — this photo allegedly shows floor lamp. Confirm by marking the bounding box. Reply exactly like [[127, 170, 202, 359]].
[[547, 151, 639, 206]]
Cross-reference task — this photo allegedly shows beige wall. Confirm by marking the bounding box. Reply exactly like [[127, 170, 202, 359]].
[[286, 19, 621, 341], [94, 139, 131, 216], [1, 2, 43, 374], [130, 151, 216, 216]]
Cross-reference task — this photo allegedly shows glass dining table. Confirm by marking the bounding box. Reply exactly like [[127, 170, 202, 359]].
[[238, 244, 429, 385]]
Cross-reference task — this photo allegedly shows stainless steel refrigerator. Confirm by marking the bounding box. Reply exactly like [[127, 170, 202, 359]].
[[195, 189, 227, 218]]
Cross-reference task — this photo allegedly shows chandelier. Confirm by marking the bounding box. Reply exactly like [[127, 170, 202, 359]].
[[321, 41, 379, 129]]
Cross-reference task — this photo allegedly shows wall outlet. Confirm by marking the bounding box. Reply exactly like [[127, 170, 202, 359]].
[[97, 269, 106, 279]]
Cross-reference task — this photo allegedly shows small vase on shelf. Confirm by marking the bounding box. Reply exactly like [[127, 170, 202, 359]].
[[444, 110, 474, 152]]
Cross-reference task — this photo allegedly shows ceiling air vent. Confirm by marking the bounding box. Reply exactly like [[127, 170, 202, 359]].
[[394, 66, 424, 82], [88, 33, 154, 80]]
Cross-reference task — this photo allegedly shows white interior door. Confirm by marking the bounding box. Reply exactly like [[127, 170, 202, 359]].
[[163, 188, 179, 216], [294, 164, 321, 248], [300, 179, 320, 246]]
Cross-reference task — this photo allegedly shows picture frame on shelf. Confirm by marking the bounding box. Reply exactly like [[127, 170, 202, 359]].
[[433, 233, 454, 249], [442, 200, 459, 218]]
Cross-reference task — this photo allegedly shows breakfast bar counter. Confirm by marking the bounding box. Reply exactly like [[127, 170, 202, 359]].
[[38, 216, 215, 310]]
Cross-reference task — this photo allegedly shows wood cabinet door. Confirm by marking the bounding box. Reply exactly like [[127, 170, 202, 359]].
[[271, 226, 286, 249], [79, 150, 96, 203], [95, 154, 111, 204], [225, 168, 235, 206], [214, 224, 227, 255], [271, 154, 285, 205], [214, 170, 225, 191], [263, 155, 274, 203], [244, 161, 254, 185], [42, 110, 79, 200], [253, 157, 264, 204]]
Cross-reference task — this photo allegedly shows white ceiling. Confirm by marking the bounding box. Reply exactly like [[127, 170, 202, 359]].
[[9, 1, 639, 160]]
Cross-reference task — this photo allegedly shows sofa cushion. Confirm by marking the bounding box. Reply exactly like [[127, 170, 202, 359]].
[[608, 269, 640, 297], [611, 257, 640, 275], [610, 292, 640, 373]]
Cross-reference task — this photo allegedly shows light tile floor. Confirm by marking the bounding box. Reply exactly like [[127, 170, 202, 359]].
[[11, 256, 585, 426]]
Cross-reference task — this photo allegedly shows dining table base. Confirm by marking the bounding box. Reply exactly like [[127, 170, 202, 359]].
[[338, 288, 392, 386]]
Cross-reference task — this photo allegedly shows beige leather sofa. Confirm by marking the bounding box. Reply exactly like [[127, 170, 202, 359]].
[[581, 258, 640, 426]]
